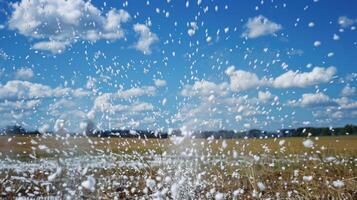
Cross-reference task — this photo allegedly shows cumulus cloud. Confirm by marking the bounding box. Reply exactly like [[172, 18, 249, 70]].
[[0, 80, 54, 100], [242, 15, 282, 38], [289, 93, 335, 107], [8, 0, 130, 53], [225, 65, 267, 91], [48, 98, 76, 116], [89, 85, 157, 122], [335, 97, 357, 109], [117, 86, 156, 99], [32, 41, 68, 54], [0, 80, 88, 100], [313, 97, 357, 120], [15, 67, 34, 80], [133, 24, 158, 54], [0, 80, 90, 131], [181, 80, 230, 97], [93, 95, 153, 113], [177, 76, 271, 130], [182, 66, 337, 99], [341, 85, 356, 97], [0, 99, 41, 112], [130, 102, 154, 112], [258, 91, 272, 103], [92, 93, 118, 113], [273, 66, 336, 88], [174, 94, 263, 130]]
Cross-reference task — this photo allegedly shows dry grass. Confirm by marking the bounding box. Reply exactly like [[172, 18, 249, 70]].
[[0, 135, 356, 199], [2, 135, 356, 157]]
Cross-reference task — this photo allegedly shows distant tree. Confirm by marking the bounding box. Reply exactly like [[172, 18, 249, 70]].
[[247, 129, 262, 138], [344, 124, 356, 135], [5, 125, 26, 135]]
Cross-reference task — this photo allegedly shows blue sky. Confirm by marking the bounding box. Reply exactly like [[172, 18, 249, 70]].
[[0, 0, 356, 132]]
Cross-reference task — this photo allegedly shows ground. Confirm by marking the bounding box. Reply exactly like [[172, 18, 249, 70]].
[[0, 135, 356, 199]]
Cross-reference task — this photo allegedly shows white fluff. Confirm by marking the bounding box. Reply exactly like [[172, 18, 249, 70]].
[[278, 140, 285, 146], [48, 167, 62, 182], [257, 182, 266, 191], [214, 192, 224, 200], [146, 178, 156, 190], [303, 175, 313, 182], [233, 188, 244, 197], [303, 139, 314, 148], [81, 176, 96, 192], [332, 180, 345, 188]]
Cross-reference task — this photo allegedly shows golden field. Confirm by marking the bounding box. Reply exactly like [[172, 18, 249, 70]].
[[0, 135, 356, 199]]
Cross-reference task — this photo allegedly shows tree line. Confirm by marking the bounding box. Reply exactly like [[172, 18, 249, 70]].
[[1, 124, 356, 139]]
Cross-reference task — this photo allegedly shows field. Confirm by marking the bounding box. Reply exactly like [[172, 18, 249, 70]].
[[0, 135, 357, 199]]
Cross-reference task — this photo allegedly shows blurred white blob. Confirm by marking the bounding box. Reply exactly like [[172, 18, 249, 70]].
[[54, 119, 67, 134], [215, 192, 224, 200], [257, 182, 266, 191], [48, 166, 62, 182], [303, 139, 314, 148], [332, 180, 345, 188], [81, 176, 96, 192], [303, 175, 313, 182], [313, 41, 321, 47]]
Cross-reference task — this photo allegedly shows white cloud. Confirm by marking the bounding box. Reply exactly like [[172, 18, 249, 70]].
[[341, 85, 356, 97], [300, 93, 333, 107], [117, 86, 156, 99], [182, 66, 337, 99], [91, 93, 154, 115], [154, 79, 167, 87], [289, 93, 335, 107], [0, 99, 41, 112], [130, 102, 154, 112], [0, 80, 53, 100], [335, 97, 357, 109], [273, 66, 336, 88], [0, 80, 90, 130], [338, 16, 356, 28], [174, 94, 262, 131], [0, 80, 88, 100], [181, 80, 229, 97], [48, 98, 76, 116], [177, 77, 269, 130], [8, 0, 130, 53], [92, 93, 116, 113], [15, 67, 34, 80], [258, 91, 272, 103], [313, 96, 357, 120], [225, 65, 267, 91], [242, 15, 282, 38], [72, 88, 90, 98], [90, 85, 157, 119], [32, 41, 68, 54], [133, 24, 158, 54]]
